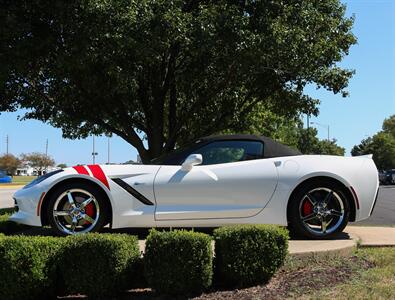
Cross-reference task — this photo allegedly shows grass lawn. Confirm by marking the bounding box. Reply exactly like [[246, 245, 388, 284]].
[[0, 175, 36, 186], [308, 247, 395, 299]]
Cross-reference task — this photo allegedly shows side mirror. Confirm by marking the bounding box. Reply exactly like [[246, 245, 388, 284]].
[[181, 154, 203, 171]]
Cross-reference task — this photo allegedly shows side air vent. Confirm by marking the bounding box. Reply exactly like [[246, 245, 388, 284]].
[[111, 178, 154, 206]]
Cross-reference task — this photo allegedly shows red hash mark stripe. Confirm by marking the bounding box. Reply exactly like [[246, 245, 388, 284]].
[[73, 165, 89, 175], [88, 165, 110, 190]]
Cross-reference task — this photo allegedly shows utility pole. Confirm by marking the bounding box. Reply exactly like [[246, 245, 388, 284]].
[[107, 136, 110, 164], [45, 139, 49, 173], [92, 136, 98, 164], [311, 122, 330, 141], [6, 135, 9, 155]]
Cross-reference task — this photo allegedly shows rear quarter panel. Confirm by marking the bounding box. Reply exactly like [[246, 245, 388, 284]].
[[258, 155, 379, 225]]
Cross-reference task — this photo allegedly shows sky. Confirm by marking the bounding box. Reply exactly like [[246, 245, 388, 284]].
[[0, 0, 394, 166]]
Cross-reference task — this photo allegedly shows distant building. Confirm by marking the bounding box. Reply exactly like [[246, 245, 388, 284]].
[[16, 162, 59, 176]]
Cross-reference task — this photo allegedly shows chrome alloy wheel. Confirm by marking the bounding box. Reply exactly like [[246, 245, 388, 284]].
[[52, 189, 100, 235], [299, 187, 345, 236]]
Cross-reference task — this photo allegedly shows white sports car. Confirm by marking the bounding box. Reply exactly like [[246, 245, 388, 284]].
[[11, 135, 379, 239]]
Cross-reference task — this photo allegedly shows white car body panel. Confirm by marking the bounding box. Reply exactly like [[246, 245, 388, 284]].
[[154, 159, 278, 220], [11, 154, 379, 229]]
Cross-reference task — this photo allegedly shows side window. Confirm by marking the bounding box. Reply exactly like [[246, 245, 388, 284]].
[[196, 140, 264, 165]]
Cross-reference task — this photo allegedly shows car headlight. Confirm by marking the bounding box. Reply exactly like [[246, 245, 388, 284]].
[[23, 169, 64, 189]]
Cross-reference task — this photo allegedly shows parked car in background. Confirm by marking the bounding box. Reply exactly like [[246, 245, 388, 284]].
[[380, 169, 395, 185], [0, 170, 12, 183], [379, 171, 387, 184]]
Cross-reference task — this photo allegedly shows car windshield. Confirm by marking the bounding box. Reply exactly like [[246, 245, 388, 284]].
[[148, 141, 198, 165], [0, 171, 6, 177]]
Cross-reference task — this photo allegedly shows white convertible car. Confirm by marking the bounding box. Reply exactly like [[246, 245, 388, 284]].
[[11, 135, 379, 239]]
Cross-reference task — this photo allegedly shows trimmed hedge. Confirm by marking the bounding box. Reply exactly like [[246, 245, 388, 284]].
[[0, 226, 289, 297], [144, 229, 213, 295], [0, 235, 64, 300], [0, 207, 16, 215], [59, 233, 140, 297], [214, 225, 288, 287]]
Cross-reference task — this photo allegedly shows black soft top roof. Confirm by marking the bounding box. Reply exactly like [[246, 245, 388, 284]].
[[198, 134, 301, 158]]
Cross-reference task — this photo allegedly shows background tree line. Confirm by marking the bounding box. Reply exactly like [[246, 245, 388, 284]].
[[351, 115, 395, 170], [0, 152, 57, 175]]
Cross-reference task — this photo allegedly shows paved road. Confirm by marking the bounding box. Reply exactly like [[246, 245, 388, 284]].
[[0, 187, 17, 209], [353, 185, 395, 226], [1, 186, 394, 226]]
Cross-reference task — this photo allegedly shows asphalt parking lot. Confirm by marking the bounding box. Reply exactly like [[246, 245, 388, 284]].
[[353, 185, 395, 226], [1, 186, 394, 226]]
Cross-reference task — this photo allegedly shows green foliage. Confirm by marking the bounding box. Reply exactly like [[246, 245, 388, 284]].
[[226, 113, 345, 155], [59, 233, 140, 297], [382, 115, 395, 138], [1, 0, 356, 161], [144, 229, 213, 295], [213, 225, 288, 287], [0, 154, 21, 175], [20, 152, 55, 174], [352, 115, 395, 170], [0, 236, 64, 300], [0, 207, 15, 215]]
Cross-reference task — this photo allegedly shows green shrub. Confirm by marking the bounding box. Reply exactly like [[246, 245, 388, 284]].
[[0, 235, 64, 300], [214, 225, 289, 287], [144, 229, 213, 295], [0, 207, 15, 215], [59, 233, 140, 297], [0, 213, 29, 234]]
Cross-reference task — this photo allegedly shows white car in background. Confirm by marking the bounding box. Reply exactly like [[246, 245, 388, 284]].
[[11, 135, 379, 239]]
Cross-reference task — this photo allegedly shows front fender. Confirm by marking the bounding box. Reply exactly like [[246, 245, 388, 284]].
[[39, 168, 115, 225]]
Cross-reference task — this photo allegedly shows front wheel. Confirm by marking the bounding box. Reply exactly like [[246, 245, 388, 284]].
[[46, 182, 109, 235], [288, 181, 350, 239]]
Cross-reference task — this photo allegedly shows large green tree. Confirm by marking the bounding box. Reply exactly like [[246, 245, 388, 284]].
[[351, 115, 395, 170], [0, 0, 356, 162]]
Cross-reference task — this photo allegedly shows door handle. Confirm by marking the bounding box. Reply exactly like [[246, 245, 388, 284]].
[[133, 182, 144, 186]]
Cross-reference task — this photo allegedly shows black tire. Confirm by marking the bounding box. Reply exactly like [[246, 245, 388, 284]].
[[288, 180, 350, 239], [46, 181, 109, 236]]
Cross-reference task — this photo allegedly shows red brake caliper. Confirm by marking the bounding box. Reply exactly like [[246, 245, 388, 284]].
[[84, 203, 95, 223], [302, 199, 313, 216]]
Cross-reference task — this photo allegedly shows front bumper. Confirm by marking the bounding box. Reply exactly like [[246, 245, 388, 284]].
[[9, 185, 44, 227]]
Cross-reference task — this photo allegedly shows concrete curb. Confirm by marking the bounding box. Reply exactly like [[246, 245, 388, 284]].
[[345, 226, 395, 248], [288, 234, 358, 257]]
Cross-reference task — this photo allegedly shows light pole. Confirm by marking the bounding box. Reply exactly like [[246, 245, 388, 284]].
[[311, 122, 330, 141], [107, 136, 110, 164], [45, 138, 49, 173], [92, 136, 98, 164], [6, 135, 9, 155]]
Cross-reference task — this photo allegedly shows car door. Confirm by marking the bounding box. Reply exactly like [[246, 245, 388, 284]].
[[154, 140, 278, 220]]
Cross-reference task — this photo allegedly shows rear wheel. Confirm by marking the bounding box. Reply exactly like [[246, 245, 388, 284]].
[[288, 181, 350, 239], [46, 182, 109, 235]]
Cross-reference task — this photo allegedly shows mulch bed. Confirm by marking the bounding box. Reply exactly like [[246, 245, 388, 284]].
[[117, 255, 374, 300]]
